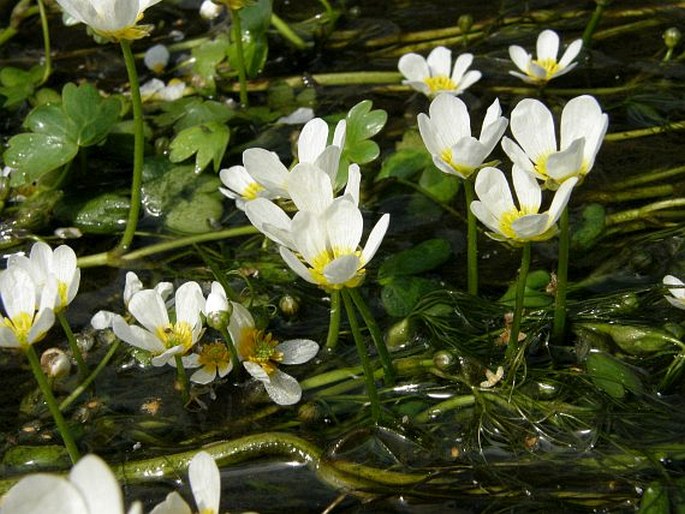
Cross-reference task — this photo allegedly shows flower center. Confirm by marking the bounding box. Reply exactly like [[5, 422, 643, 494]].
[[197, 342, 230, 369], [242, 181, 265, 201], [3, 312, 34, 347], [308, 248, 364, 289], [498, 206, 537, 240], [424, 75, 457, 93], [530, 58, 560, 79], [57, 281, 69, 310], [237, 328, 283, 375], [156, 321, 194, 352], [439, 148, 477, 178]]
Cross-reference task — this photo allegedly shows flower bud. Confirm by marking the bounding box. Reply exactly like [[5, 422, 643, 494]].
[[200, 0, 224, 20], [207, 309, 231, 331], [41, 348, 71, 379], [458, 14, 473, 34], [433, 350, 456, 371], [278, 295, 300, 318], [663, 27, 682, 50]]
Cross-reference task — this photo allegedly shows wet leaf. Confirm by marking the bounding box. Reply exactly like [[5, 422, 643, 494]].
[[376, 148, 432, 181], [56, 192, 130, 234], [0, 65, 42, 107], [154, 97, 234, 132], [418, 163, 460, 203], [571, 203, 605, 250], [499, 270, 553, 308], [577, 323, 681, 355], [382, 276, 441, 317], [379, 238, 451, 281], [61, 82, 121, 146], [585, 350, 644, 399], [191, 33, 230, 95], [5, 133, 78, 186], [168, 121, 230, 173]]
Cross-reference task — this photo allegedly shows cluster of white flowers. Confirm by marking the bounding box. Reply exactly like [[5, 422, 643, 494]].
[[92, 275, 318, 405], [1, 451, 222, 514], [0, 242, 80, 350], [219, 116, 390, 291]]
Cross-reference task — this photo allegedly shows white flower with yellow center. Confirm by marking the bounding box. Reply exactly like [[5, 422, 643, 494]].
[[1, 454, 142, 514], [54, 0, 163, 41], [140, 78, 190, 103], [509, 29, 583, 84], [470, 166, 577, 245], [143, 43, 169, 73], [150, 451, 220, 514], [7, 241, 80, 312], [398, 46, 482, 97], [664, 275, 685, 310], [501, 95, 608, 189], [418, 94, 508, 180], [0, 267, 56, 350], [228, 303, 319, 405], [112, 281, 205, 366]]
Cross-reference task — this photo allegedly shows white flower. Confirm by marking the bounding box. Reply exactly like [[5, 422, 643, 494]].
[[664, 275, 685, 310], [144, 44, 170, 73], [91, 272, 173, 330], [509, 29, 583, 84], [277, 106, 315, 125], [244, 164, 386, 290], [229, 303, 319, 405], [470, 166, 577, 245], [0, 454, 142, 514], [54, 0, 163, 41], [398, 46, 481, 97], [418, 94, 508, 180], [140, 78, 189, 102], [0, 267, 55, 349], [112, 281, 205, 366], [199, 0, 223, 20], [7, 241, 80, 312], [150, 451, 220, 514], [502, 95, 608, 189]]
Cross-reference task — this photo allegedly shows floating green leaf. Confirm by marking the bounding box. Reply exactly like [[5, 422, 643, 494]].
[[5, 134, 78, 186], [56, 192, 130, 234], [499, 270, 553, 308], [585, 350, 644, 399], [191, 33, 230, 95], [61, 82, 121, 146], [379, 238, 451, 281], [154, 97, 235, 132], [382, 276, 442, 318], [418, 163, 460, 203], [376, 148, 433, 181], [168, 121, 230, 173], [0, 65, 43, 108]]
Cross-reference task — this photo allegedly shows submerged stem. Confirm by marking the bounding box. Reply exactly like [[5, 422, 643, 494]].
[[464, 179, 478, 296], [582, 0, 610, 48], [56, 310, 88, 379], [270, 13, 309, 50], [25, 345, 80, 464], [506, 243, 531, 362], [35, 0, 51, 85], [552, 207, 570, 345], [325, 289, 341, 351], [115, 39, 145, 254], [175, 354, 190, 404], [347, 287, 395, 386], [231, 8, 249, 107], [341, 289, 382, 422]]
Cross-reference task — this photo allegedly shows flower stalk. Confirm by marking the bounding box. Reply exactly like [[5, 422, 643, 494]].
[[552, 207, 570, 344], [25, 344, 80, 463], [506, 243, 531, 361], [175, 354, 190, 404], [230, 7, 249, 107], [56, 310, 88, 379], [325, 289, 341, 350], [341, 289, 381, 422], [464, 179, 478, 296], [219, 327, 241, 374], [35, 0, 51, 85], [115, 39, 145, 254]]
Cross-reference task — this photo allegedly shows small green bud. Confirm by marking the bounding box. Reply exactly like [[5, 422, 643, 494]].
[[278, 295, 300, 318], [433, 350, 456, 371], [458, 14, 473, 34], [207, 309, 231, 331], [663, 27, 682, 50], [297, 402, 321, 423], [385, 318, 415, 349]]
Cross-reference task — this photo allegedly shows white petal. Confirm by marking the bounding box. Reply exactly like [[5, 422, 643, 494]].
[[361, 213, 390, 264], [244, 198, 293, 248], [112, 317, 164, 354], [474, 167, 515, 219], [501, 137, 536, 176], [276, 106, 315, 125], [228, 302, 256, 356], [27, 308, 55, 345], [561, 95, 608, 171], [149, 491, 192, 514], [128, 289, 168, 334], [470, 200, 502, 236], [69, 454, 123, 514], [279, 247, 316, 284], [508, 45, 531, 73], [190, 366, 216, 384], [189, 452, 221, 514], [510, 98, 557, 163], [263, 369, 303, 405], [243, 148, 289, 196], [277, 339, 320, 364], [456, 70, 481, 92], [450, 52, 473, 81], [298, 118, 329, 163], [512, 166, 541, 213], [343, 164, 361, 206], [291, 210, 328, 265], [512, 213, 552, 239], [536, 29, 560, 61], [1, 474, 86, 514], [326, 199, 363, 254], [1, 267, 37, 320], [426, 46, 452, 76], [545, 139, 585, 182], [547, 176, 578, 225], [287, 162, 334, 213], [124, 272, 144, 304], [244, 360, 270, 382], [332, 119, 347, 148], [323, 254, 362, 285], [175, 281, 204, 327], [664, 275, 685, 299], [313, 145, 342, 188], [558, 38, 583, 68], [0, 326, 22, 348], [398, 53, 429, 82], [428, 94, 472, 147]]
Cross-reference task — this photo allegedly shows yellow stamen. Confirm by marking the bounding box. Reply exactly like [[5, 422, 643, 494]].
[[237, 328, 283, 375], [424, 75, 457, 93], [155, 321, 194, 352], [242, 181, 265, 200], [308, 248, 364, 289], [197, 342, 230, 369], [3, 312, 35, 348], [531, 58, 560, 80], [439, 148, 477, 178]]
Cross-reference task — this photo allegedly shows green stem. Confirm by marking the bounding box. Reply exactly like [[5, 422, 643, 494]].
[[582, 0, 610, 48], [347, 288, 395, 386], [175, 354, 190, 404], [35, 0, 51, 85], [219, 327, 241, 373], [77, 226, 259, 268], [56, 310, 88, 379], [464, 179, 478, 296], [270, 13, 309, 50], [115, 39, 145, 254], [325, 289, 341, 351], [552, 207, 570, 345], [317, 0, 333, 16], [505, 243, 531, 362], [230, 8, 249, 107], [59, 340, 121, 412], [604, 120, 685, 141], [25, 344, 80, 463], [415, 394, 476, 424], [605, 198, 685, 226], [341, 289, 381, 422]]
